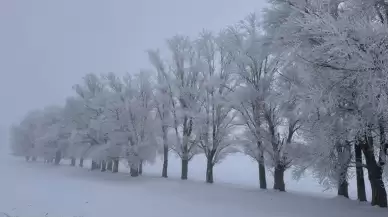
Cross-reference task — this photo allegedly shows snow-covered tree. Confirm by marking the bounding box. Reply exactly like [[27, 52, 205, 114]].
[[223, 16, 270, 189], [10, 105, 73, 165], [102, 72, 158, 176], [148, 50, 172, 178], [121, 72, 158, 176], [195, 30, 239, 183], [17, 110, 45, 161], [262, 0, 388, 205], [152, 35, 203, 180], [36, 105, 71, 165], [73, 73, 109, 170], [9, 124, 30, 159], [63, 96, 91, 167]]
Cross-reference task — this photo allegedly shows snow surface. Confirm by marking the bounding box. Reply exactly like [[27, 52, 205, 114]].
[[0, 153, 386, 217]]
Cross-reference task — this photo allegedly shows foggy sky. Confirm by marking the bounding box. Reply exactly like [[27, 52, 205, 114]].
[[0, 0, 265, 130]]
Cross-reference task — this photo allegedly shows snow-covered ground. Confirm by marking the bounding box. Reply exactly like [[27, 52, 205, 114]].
[[0, 153, 386, 217]]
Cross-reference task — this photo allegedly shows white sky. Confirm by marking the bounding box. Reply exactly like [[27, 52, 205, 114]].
[[0, 0, 266, 128]]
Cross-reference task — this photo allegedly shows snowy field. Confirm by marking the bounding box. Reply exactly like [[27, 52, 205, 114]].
[[0, 153, 386, 217]]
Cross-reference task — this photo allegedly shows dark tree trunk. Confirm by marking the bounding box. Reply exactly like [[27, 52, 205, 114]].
[[79, 158, 84, 167], [91, 161, 98, 170], [368, 165, 387, 207], [101, 160, 106, 172], [112, 159, 119, 173], [273, 165, 285, 191], [258, 154, 267, 189], [374, 176, 387, 208], [206, 157, 214, 184], [130, 164, 139, 177], [362, 133, 387, 207], [107, 160, 113, 171], [206, 150, 216, 184], [181, 158, 188, 180], [96, 161, 101, 170], [54, 151, 61, 165], [337, 178, 349, 198], [138, 160, 143, 175], [355, 142, 367, 202], [336, 141, 350, 199], [25, 156, 30, 161], [162, 145, 168, 178], [70, 157, 76, 166], [32, 156, 37, 161], [181, 116, 192, 180]]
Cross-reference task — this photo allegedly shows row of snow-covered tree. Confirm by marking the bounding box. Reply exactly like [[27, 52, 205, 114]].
[[9, 0, 388, 208]]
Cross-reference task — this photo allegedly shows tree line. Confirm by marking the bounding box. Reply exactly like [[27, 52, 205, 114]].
[[9, 0, 388, 208]]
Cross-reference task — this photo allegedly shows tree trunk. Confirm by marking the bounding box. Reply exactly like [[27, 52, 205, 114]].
[[79, 158, 84, 167], [91, 161, 98, 170], [355, 142, 367, 202], [181, 158, 188, 180], [206, 157, 214, 184], [96, 161, 101, 170], [25, 156, 30, 161], [70, 157, 76, 166], [130, 164, 139, 177], [273, 165, 285, 191], [112, 159, 119, 173], [107, 160, 113, 171], [101, 160, 106, 172], [54, 151, 61, 165], [368, 165, 387, 207], [362, 133, 387, 207], [337, 160, 349, 199], [138, 160, 143, 175], [337, 178, 349, 198], [335, 141, 350, 198], [258, 154, 267, 189], [162, 145, 168, 178]]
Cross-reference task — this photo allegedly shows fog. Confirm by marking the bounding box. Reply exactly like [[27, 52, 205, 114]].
[[3, 1, 388, 215], [0, 0, 265, 131]]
